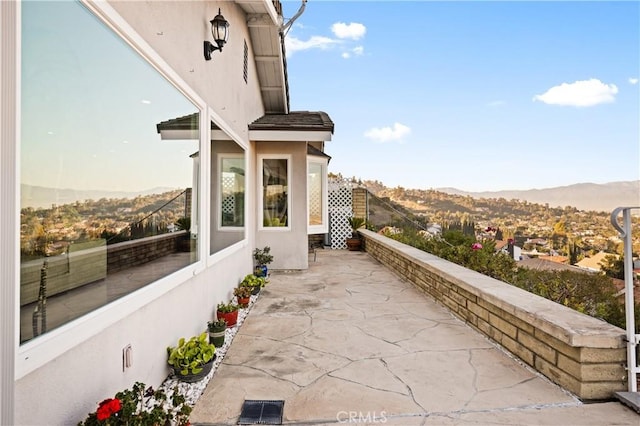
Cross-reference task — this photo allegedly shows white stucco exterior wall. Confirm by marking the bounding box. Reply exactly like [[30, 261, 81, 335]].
[[256, 141, 309, 271], [13, 1, 271, 424]]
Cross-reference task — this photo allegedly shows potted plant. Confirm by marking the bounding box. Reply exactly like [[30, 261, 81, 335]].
[[207, 319, 227, 348], [166, 332, 216, 383], [253, 246, 273, 277], [174, 217, 192, 252], [240, 273, 267, 295], [346, 216, 366, 251], [78, 381, 191, 425], [216, 301, 239, 327], [234, 286, 253, 307]]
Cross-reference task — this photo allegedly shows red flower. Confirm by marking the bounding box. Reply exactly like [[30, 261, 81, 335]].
[[471, 243, 483, 250], [96, 398, 122, 420]]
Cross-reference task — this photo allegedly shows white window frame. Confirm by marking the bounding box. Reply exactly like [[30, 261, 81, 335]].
[[258, 154, 291, 231], [217, 153, 246, 232], [307, 156, 328, 234], [14, 0, 211, 379]]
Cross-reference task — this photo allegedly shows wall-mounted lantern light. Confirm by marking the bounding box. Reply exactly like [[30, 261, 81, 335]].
[[204, 8, 230, 60]]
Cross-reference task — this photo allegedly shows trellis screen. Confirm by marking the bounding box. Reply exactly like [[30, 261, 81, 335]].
[[328, 178, 355, 249]]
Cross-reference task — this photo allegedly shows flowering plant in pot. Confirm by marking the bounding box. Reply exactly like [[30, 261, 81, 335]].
[[216, 301, 239, 327], [167, 332, 216, 383], [253, 246, 273, 277], [234, 286, 253, 307], [77, 381, 191, 425]]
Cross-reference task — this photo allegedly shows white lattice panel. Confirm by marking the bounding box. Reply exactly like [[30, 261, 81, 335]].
[[308, 175, 322, 225], [222, 176, 235, 214], [328, 178, 354, 249]]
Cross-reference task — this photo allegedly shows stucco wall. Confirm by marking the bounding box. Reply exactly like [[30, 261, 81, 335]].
[[14, 1, 264, 424], [255, 141, 309, 270], [109, 0, 265, 140]]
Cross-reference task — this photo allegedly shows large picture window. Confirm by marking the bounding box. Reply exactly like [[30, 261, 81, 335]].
[[260, 156, 290, 229], [20, 1, 200, 344]]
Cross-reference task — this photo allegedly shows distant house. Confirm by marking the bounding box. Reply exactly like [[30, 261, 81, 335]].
[[1, 1, 334, 424], [494, 240, 522, 261], [518, 257, 589, 273], [576, 251, 616, 273], [539, 255, 569, 265]]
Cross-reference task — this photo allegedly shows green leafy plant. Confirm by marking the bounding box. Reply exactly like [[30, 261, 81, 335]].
[[348, 216, 366, 238], [216, 301, 239, 313], [239, 273, 267, 289], [174, 217, 191, 232], [77, 381, 191, 426], [167, 332, 215, 376], [253, 246, 273, 266]]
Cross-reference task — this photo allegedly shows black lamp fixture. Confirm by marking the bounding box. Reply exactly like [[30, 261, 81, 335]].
[[204, 8, 230, 61]]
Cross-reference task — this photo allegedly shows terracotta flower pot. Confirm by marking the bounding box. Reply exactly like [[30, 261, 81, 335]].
[[237, 296, 251, 308], [216, 310, 238, 327]]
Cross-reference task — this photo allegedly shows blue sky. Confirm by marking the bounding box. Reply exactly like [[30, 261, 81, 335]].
[[282, 1, 640, 191]]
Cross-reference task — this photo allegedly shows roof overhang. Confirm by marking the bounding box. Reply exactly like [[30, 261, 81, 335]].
[[248, 111, 334, 142], [236, 0, 289, 114], [249, 130, 332, 142]]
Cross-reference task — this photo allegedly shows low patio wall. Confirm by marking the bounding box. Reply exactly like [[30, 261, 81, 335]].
[[360, 229, 627, 401]]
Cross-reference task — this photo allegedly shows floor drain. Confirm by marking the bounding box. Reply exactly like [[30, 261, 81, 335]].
[[238, 400, 284, 425]]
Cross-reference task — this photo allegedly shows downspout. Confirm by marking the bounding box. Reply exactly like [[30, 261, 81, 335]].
[[278, 0, 307, 114], [280, 0, 307, 37]]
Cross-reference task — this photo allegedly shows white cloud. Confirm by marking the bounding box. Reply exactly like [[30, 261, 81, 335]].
[[285, 35, 339, 55], [331, 22, 366, 40], [364, 122, 411, 143], [341, 46, 364, 60], [629, 77, 639, 85], [533, 78, 618, 107]]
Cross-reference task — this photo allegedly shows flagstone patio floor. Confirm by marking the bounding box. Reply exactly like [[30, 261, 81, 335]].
[[190, 249, 638, 425]]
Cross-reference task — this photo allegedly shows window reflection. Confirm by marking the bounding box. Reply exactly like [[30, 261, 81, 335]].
[[20, 1, 199, 343], [210, 130, 245, 254], [262, 158, 289, 228]]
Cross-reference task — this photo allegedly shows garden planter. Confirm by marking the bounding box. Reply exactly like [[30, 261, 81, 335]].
[[237, 296, 251, 308], [249, 285, 261, 295], [217, 310, 238, 327], [173, 355, 215, 383], [255, 264, 268, 277], [208, 326, 226, 348], [346, 238, 362, 251]]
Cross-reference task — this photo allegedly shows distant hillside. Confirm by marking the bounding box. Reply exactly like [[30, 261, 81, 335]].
[[436, 181, 640, 213], [21, 184, 177, 209]]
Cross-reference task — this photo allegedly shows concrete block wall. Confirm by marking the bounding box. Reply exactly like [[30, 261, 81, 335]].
[[106, 232, 183, 274], [360, 229, 627, 401]]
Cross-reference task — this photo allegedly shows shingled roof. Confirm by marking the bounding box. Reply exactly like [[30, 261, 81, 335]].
[[249, 111, 334, 133], [157, 111, 334, 134]]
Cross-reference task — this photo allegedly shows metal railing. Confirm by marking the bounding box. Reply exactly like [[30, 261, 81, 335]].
[[610, 206, 640, 393]]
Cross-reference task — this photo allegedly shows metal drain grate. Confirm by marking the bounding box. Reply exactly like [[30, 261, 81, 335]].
[[238, 400, 284, 425]]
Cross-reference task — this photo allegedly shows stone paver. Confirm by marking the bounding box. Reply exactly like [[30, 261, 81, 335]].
[[190, 250, 639, 425]]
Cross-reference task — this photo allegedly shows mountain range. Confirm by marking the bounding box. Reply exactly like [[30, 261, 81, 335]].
[[435, 181, 639, 214], [21, 184, 177, 209], [21, 180, 640, 214]]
